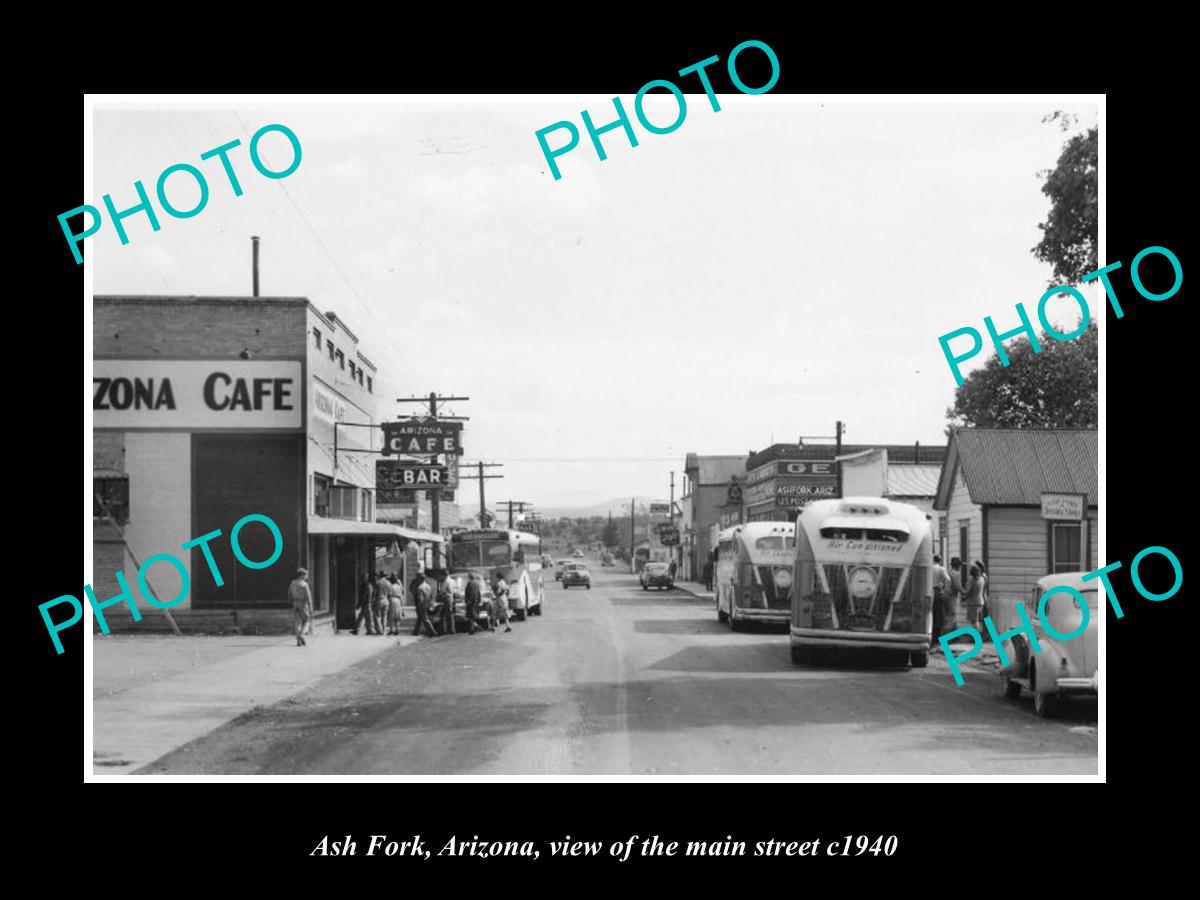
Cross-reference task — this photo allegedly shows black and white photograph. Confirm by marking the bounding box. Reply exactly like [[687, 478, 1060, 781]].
[[80, 91, 1109, 780]]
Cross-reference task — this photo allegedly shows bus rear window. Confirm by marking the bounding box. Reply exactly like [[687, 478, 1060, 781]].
[[754, 536, 796, 550], [819, 527, 908, 543]]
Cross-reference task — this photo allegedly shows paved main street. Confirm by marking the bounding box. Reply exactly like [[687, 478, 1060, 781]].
[[130, 566, 1097, 776]]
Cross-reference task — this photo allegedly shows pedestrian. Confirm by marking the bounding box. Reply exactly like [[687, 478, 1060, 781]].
[[973, 559, 990, 634], [374, 571, 392, 636], [386, 573, 405, 635], [410, 573, 436, 638], [669, 559, 677, 580], [463, 572, 482, 635], [930, 555, 950, 644], [353, 570, 377, 635], [702, 559, 714, 592], [947, 557, 963, 635], [963, 563, 984, 633], [289, 568, 313, 647], [435, 571, 456, 636], [491, 569, 512, 633]]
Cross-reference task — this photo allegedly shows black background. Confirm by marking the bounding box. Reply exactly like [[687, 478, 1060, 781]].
[[28, 19, 1184, 887]]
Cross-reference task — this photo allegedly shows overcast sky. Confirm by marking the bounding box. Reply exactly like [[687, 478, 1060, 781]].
[[92, 98, 1098, 508]]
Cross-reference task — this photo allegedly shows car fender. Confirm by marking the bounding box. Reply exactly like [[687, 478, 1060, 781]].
[[1032, 642, 1064, 694]]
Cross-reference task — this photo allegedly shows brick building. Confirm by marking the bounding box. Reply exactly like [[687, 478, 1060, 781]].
[[92, 295, 441, 634]]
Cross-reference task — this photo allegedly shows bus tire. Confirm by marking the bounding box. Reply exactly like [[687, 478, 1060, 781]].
[[515, 607, 527, 622], [717, 608, 728, 624], [910, 650, 929, 668], [790, 645, 809, 665]]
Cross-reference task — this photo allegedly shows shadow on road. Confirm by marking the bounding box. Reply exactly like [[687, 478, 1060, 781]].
[[633, 618, 731, 635]]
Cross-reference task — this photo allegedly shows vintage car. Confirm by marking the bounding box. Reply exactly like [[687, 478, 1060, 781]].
[[640, 562, 674, 591], [441, 573, 492, 631], [554, 559, 572, 581], [562, 563, 591, 589], [994, 571, 1098, 717], [600, 552, 615, 567]]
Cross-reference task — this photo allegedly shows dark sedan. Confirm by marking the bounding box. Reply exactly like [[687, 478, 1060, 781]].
[[639, 563, 674, 591], [562, 563, 591, 589]]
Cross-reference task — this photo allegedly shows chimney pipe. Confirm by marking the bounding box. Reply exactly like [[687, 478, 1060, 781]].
[[251, 235, 261, 297]]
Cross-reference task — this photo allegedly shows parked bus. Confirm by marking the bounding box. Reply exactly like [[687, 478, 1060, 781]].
[[449, 529, 544, 620], [716, 522, 795, 630], [713, 526, 740, 624], [790, 497, 933, 667]]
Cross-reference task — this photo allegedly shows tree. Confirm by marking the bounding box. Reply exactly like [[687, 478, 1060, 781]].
[[601, 516, 619, 548], [1032, 121, 1097, 286], [946, 322, 1097, 429]]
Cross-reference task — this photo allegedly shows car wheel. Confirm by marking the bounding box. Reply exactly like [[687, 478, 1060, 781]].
[[791, 645, 809, 665], [642, 585, 648, 591], [910, 650, 929, 668], [1033, 687, 1059, 718], [586, 585, 591, 590], [1004, 679, 1023, 700]]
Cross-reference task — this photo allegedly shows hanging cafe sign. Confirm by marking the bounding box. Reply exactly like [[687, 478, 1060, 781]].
[[381, 418, 464, 456]]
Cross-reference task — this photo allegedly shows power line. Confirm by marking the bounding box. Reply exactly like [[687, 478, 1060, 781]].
[[229, 110, 430, 387]]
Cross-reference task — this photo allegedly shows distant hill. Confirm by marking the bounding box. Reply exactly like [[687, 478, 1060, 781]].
[[540, 497, 656, 519]]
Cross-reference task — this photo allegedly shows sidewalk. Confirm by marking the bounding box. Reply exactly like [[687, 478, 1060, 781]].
[[93, 630, 422, 775], [673, 582, 714, 602]]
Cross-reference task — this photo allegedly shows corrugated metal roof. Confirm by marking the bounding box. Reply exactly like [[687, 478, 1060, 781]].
[[954, 429, 1097, 505], [887, 464, 942, 498]]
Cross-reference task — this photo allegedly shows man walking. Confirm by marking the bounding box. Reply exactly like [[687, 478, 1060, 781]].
[[353, 570, 377, 635], [930, 555, 950, 644], [373, 571, 392, 636], [289, 568, 313, 647], [463, 572, 482, 635], [410, 572, 437, 638], [702, 558, 714, 593], [435, 571, 456, 635]]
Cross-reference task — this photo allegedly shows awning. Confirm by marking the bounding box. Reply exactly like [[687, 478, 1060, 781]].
[[306, 517, 442, 543]]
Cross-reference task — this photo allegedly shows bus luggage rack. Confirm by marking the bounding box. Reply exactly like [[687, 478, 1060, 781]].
[[811, 565, 916, 632]]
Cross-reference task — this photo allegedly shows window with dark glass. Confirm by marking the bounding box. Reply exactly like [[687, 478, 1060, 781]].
[[327, 340, 336, 361], [366, 376, 373, 393], [313, 327, 322, 349], [93, 476, 130, 524], [336, 350, 345, 370], [1050, 522, 1082, 573]]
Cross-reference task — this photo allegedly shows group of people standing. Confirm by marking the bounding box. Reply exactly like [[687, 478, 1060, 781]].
[[354, 568, 514, 640], [930, 555, 990, 643]]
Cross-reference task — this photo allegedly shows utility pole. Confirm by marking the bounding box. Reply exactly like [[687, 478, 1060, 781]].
[[393, 392, 469, 564], [630, 496, 635, 572], [835, 420, 844, 498], [460, 461, 503, 527], [669, 470, 677, 572], [251, 235, 260, 297], [498, 500, 530, 529]]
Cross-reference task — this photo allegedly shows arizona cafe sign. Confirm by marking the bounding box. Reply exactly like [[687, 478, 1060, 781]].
[[381, 418, 463, 456], [93, 360, 303, 430]]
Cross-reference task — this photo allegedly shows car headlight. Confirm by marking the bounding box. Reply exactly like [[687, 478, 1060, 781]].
[[848, 566, 877, 599], [773, 568, 792, 590]]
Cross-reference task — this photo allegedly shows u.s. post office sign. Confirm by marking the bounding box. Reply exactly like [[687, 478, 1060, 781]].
[[93, 360, 303, 430]]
